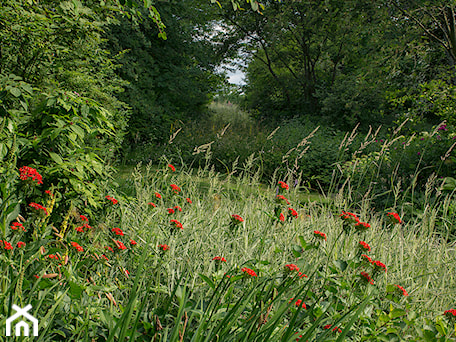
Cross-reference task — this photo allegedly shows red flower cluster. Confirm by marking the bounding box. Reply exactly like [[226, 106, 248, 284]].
[[111, 227, 124, 236], [276, 195, 290, 205], [167, 208, 175, 214], [105, 195, 118, 204], [17, 241, 26, 248], [186, 198, 192, 204], [158, 244, 170, 251], [372, 260, 387, 273], [1, 240, 13, 250], [174, 205, 182, 212], [11, 221, 26, 231], [148, 202, 157, 207], [168, 164, 176, 172], [115, 240, 127, 250], [387, 212, 402, 224], [284, 264, 299, 272], [80, 215, 88, 222], [105, 246, 114, 252], [45, 190, 54, 197], [360, 271, 374, 285], [394, 284, 408, 296], [361, 254, 373, 264], [212, 256, 227, 262], [75, 223, 92, 233], [340, 211, 359, 224], [313, 230, 327, 241], [289, 298, 306, 309], [278, 181, 289, 190], [354, 221, 370, 231], [241, 267, 257, 277], [231, 214, 244, 224], [46, 254, 59, 260], [170, 184, 181, 193], [279, 213, 285, 222], [170, 219, 183, 230], [444, 309, 456, 320], [19, 166, 43, 185], [71, 242, 84, 252], [130, 239, 137, 246], [29, 202, 48, 215], [155, 192, 162, 199], [358, 241, 371, 252], [323, 324, 342, 333], [288, 208, 298, 218]]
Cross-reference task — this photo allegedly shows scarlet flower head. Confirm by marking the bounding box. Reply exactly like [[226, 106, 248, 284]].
[[155, 192, 162, 199], [289, 298, 306, 309], [387, 212, 402, 224], [212, 256, 227, 262], [393, 284, 408, 296], [313, 230, 327, 241], [17, 241, 26, 248], [170, 184, 181, 193], [71, 242, 84, 252], [354, 221, 370, 231], [168, 164, 176, 172], [360, 271, 374, 285], [45, 190, 54, 197], [288, 208, 298, 218], [111, 227, 124, 236], [80, 215, 88, 222], [372, 260, 387, 273], [361, 254, 373, 264], [241, 267, 257, 277], [323, 324, 342, 333], [279, 213, 285, 222], [105, 195, 118, 205], [231, 214, 244, 224], [158, 244, 170, 251], [105, 246, 114, 252], [167, 208, 175, 215], [278, 181, 289, 190], [115, 240, 127, 250], [1, 240, 13, 250], [444, 309, 456, 321], [29, 202, 48, 216], [130, 239, 137, 246], [340, 211, 360, 224], [186, 197, 192, 204], [148, 202, 157, 207], [173, 205, 182, 212], [358, 241, 371, 252], [276, 194, 290, 205], [170, 219, 183, 230], [19, 166, 43, 185], [11, 221, 26, 232], [284, 264, 299, 272], [75, 223, 92, 233]]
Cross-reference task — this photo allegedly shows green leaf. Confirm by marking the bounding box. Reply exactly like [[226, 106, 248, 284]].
[[9, 87, 21, 97], [69, 281, 85, 299], [199, 273, 215, 289], [49, 152, 63, 164]]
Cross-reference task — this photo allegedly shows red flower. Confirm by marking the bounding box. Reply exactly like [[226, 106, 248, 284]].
[[372, 260, 387, 273], [167, 208, 175, 214], [387, 212, 402, 224], [106, 195, 118, 204], [278, 181, 289, 190], [155, 192, 162, 199], [1, 240, 13, 250], [323, 324, 342, 333], [75, 225, 85, 233], [313, 230, 327, 241], [288, 208, 298, 218], [168, 164, 176, 172], [17, 241, 26, 248], [186, 198, 192, 204], [358, 241, 371, 252], [45, 190, 54, 197], [170, 219, 183, 230], [173, 205, 182, 212], [444, 309, 456, 320], [19, 166, 43, 185], [241, 267, 257, 277], [158, 244, 170, 251], [11, 221, 26, 231], [360, 271, 374, 285], [46, 254, 59, 260], [29, 202, 48, 215], [297, 272, 308, 278], [284, 264, 300, 272], [101, 254, 109, 261], [361, 254, 373, 264], [105, 246, 114, 252], [289, 298, 306, 309], [125, 269, 130, 276], [148, 202, 157, 207], [111, 227, 124, 236], [354, 221, 370, 231], [80, 215, 88, 222], [130, 239, 137, 246], [394, 284, 408, 296], [231, 214, 244, 224], [340, 211, 360, 224], [279, 213, 285, 222], [212, 256, 227, 262], [170, 184, 181, 193], [71, 242, 84, 252], [276, 195, 290, 205], [115, 240, 127, 250]]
